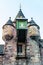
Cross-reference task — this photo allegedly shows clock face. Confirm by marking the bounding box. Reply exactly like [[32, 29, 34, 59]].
[[16, 21, 27, 29], [19, 22, 25, 28]]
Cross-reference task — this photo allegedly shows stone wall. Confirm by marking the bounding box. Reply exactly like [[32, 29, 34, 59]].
[[2, 20, 42, 65], [26, 38, 41, 64], [3, 39, 17, 65], [0, 56, 3, 65], [41, 47, 43, 65]]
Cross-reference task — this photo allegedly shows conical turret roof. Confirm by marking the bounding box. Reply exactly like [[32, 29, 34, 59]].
[[28, 18, 40, 29], [15, 8, 26, 19], [3, 17, 14, 28], [6, 17, 13, 26]]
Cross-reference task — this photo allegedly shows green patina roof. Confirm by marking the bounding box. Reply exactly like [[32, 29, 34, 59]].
[[0, 45, 4, 55]]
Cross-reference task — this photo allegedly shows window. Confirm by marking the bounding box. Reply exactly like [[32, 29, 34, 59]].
[[5, 35, 13, 41], [30, 36, 36, 40], [17, 29, 27, 42], [17, 45, 22, 53]]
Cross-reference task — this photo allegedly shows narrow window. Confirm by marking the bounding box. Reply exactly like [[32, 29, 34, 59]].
[[17, 45, 22, 53]]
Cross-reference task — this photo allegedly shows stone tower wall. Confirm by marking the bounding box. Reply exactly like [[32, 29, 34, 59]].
[[26, 38, 41, 65], [2, 20, 42, 65], [3, 39, 17, 65], [41, 47, 43, 65]]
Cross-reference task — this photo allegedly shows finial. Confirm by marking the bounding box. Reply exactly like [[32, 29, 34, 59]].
[[20, 3, 21, 10], [31, 17, 33, 20], [9, 17, 11, 20]]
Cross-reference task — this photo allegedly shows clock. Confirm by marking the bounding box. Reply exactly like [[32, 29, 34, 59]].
[[16, 21, 27, 29], [19, 22, 25, 28]]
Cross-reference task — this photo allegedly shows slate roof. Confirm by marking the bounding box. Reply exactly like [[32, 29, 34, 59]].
[[5, 17, 14, 26], [28, 18, 40, 29], [3, 17, 14, 28], [0, 45, 4, 55], [39, 39, 43, 48], [15, 8, 25, 19]]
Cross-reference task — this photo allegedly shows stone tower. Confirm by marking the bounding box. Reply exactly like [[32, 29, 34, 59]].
[[2, 8, 43, 65]]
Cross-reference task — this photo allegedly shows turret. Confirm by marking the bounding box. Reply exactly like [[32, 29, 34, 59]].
[[2, 17, 16, 41], [27, 18, 40, 41]]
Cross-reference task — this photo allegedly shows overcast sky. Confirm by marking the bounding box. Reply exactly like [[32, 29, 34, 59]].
[[0, 0, 43, 44]]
